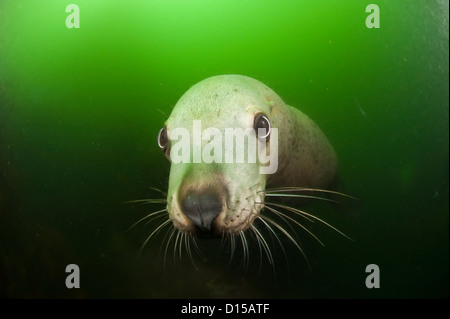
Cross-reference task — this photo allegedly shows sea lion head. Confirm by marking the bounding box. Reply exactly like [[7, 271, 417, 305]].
[[158, 75, 284, 236]]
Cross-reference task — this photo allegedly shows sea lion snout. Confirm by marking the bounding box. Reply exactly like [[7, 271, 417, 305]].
[[176, 172, 228, 235], [180, 190, 223, 232]]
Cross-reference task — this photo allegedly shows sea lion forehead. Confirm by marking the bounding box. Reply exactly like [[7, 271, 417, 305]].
[[166, 75, 281, 129]]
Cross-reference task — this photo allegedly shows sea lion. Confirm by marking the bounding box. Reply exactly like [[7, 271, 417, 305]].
[[155, 75, 338, 239]]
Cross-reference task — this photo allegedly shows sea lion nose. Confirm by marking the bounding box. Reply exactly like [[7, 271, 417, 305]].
[[181, 192, 222, 232]]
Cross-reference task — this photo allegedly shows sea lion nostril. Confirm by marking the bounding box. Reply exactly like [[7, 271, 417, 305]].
[[181, 192, 222, 231]]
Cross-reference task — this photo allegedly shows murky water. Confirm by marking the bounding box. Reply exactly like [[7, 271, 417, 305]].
[[0, 0, 448, 298]]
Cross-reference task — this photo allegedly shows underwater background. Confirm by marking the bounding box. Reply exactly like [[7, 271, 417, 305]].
[[0, 0, 448, 298]]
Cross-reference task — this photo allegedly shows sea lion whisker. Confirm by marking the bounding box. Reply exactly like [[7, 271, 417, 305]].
[[138, 218, 172, 256], [156, 108, 169, 118], [125, 199, 167, 205], [262, 187, 357, 200], [264, 204, 324, 247], [142, 213, 169, 229], [220, 231, 227, 249], [173, 231, 181, 264], [257, 215, 290, 268], [228, 232, 236, 266], [191, 235, 206, 262], [256, 201, 313, 223], [245, 192, 259, 201], [148, 186, 168, 196], [243, 231, 250, 272], [256, 202, 300, 238], [238, 232, 245, 270], [265, 193, 337, 203], [164, 228, 177, 271], [249, 182, 260, 190], [248, 226, 264, 273], [259, 214, 311, 270], [127, 208, 167, 231], [185, 234, 198, 270], [231, 233, 237, 265], [252, 223, 278, 277], [239, 231, 250, 272], [179, 233, 185, 261], [266, 202, 353, 241], [250, 224, 274, 266], [186, 234, 193, 268], [159, 223, 175, 255]]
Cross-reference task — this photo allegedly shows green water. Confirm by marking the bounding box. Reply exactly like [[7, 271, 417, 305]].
[[0, 0, 448, 298]]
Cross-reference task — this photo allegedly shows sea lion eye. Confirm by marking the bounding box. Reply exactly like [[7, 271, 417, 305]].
[[254, 113, 271, 142], [157, 126, 169, 152]]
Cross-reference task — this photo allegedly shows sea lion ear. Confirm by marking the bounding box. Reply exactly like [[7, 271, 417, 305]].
[[253, 113, 271, 142], [157, 126, 171, 160]]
